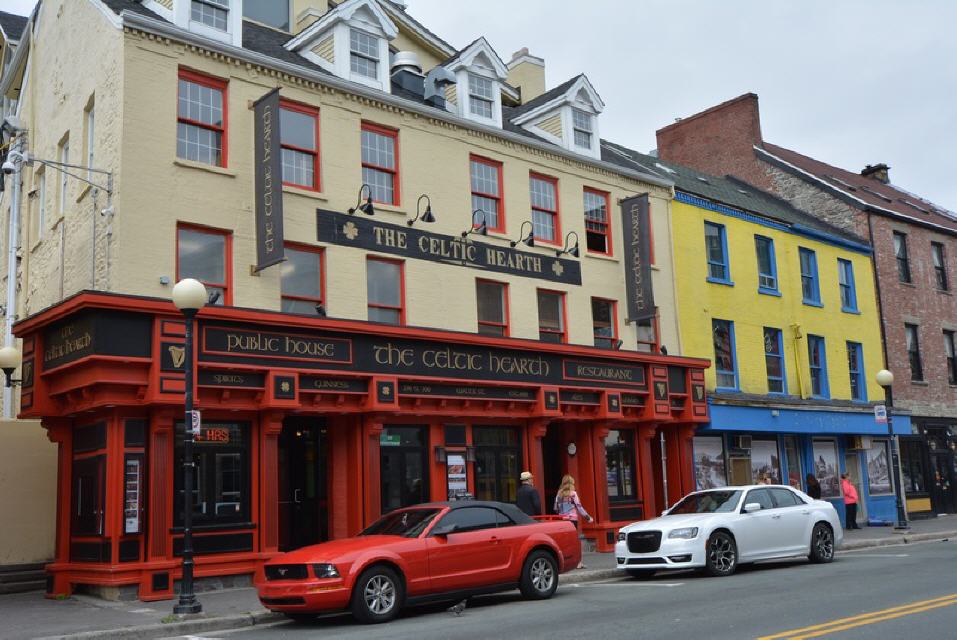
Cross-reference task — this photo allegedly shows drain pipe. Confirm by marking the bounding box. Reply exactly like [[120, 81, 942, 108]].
[[3, 134, 25, 418]]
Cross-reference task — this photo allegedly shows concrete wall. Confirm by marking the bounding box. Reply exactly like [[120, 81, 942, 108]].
[[0, 420, 56, 565]]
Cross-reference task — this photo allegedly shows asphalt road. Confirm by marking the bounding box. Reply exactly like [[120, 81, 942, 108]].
[[166, 540, 957, 640]]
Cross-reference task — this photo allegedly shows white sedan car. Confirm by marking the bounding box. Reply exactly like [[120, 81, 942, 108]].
[[615, 485, 843, 578]]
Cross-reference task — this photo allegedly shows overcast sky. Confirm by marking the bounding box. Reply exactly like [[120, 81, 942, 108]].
[[6, 0, 956, 208]]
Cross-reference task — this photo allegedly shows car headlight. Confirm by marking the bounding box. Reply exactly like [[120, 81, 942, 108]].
[[617, 531, 627, 541], [312, 563, 340, 579], [667, 527, 699, 540]]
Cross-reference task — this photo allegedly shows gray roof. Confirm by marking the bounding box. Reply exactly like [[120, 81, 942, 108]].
[[507, 74, 583, 119], [0, 10, 28, 42]]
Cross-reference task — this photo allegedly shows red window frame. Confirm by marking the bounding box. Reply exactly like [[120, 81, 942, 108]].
[[280, 100, 321, 191], [529, 171, 561, 246], [537, 288, 567, 344], [470, 155, 505, 234], [361, 121, 400, 205], [175, 222, 233, 305], [591, 297, 618, 348], [583, 187, 613, 256], [366, 256, 405, 325], [636, 313, 661, 353], [476, 278, 510, 337], [177, 68, 229, 167], [281, 242, 325, 311]]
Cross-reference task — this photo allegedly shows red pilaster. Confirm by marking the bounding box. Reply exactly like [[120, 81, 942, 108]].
[[363, 416, 384, 526], [148, 410, 174, 561], [527, 419, 548, 509], [665, 428, 685, 506], [44, 418, 72, 597], [259, 411, 284, 554], [637, 425, 658, 519], [677, 424, 697, 496], [591, 422, 612, 524]]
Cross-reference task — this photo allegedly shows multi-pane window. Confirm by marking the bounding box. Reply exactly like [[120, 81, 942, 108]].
[[468, 74, 495, 119], [705, 222, 730, 282], [944, 330, 957, 386], [605, 430, 636, 502], [177, 70, 226, 167], [764, 327, 785, 394], [243, 0, 290, 30], [584, 189, 611, 254], [361, 123, 398, 204], [476, 280, 508, 336], [755, 235, 777, 292], [932, 242, 949, 291], [281, 245, 324, 314], [591, 298, 617, 348], [191, 0, 229, 31], [905, 323, 923, 381], [58, 138, 69, 214], [537, 290, 566, 343], [470, 156, 503, 232], [799, 247, 821, 304], [367, 257, 404, 325], [712, 319, 737, 390], [530, 174, 559, 243], [846, 341, 865, 401], [838, 258, 858, 311], [174, 422, 250, 527], [350, 29, 379, 80], [177, 225, 229, 305], [894, 231, 911, 283], [572, 108, 593, 148], [808, 335, 828, 398], [280, 103, 319, 190], [636, 316, 658, 353]]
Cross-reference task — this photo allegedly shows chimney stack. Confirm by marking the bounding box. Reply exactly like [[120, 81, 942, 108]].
[[507, 47, 546, 104], [861, 163, 890, 184]]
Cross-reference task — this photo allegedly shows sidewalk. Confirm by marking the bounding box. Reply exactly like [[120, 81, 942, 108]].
[[6, 515, 953, 640]]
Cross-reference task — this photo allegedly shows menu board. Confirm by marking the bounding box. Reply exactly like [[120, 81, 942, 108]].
[[124, 456, 142, 534], [446, 453, 468, 500]]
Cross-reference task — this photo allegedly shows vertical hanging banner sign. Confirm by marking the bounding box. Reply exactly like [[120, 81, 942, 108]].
[[620, 194, 656, 322], [253, 87, 285, 271]]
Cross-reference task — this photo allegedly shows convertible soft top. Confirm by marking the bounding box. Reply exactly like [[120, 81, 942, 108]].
[[410, 500, 536, 526]]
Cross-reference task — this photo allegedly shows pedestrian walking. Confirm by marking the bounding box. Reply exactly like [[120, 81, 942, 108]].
[[806, 473, 822, 500], [515, 471, 541, 516], [554, 474, 593, 569], [841, 473, 860, 529]]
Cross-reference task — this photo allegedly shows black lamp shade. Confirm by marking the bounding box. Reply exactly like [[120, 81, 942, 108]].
[[360, 198, 375, 216], [421, 206, 435, 223]]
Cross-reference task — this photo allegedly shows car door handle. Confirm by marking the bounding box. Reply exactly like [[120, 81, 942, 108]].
[[490, 536, 501, 544]]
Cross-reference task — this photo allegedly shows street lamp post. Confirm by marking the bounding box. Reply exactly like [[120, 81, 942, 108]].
[[875, 369, 909, 531], [172, 278, 207, 615]]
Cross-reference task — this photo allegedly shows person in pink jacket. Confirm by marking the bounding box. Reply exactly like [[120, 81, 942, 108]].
[[554, 474, 594, 569], [841, 473, 861, 529]]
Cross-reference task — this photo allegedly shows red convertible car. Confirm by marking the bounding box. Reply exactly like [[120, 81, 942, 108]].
[[257, 501, 581, 623]]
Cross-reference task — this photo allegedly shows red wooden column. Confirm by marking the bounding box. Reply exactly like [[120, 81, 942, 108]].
[[637, 424, 658, 520], [362, 416, 384, 527], [44, 418, 72, 597], [526, 419, 548, 510], [664, 427, 686, 506], [259, 411, 284, 555], [677, 424, 697, 496], [147, 410, 174, 561], [591, 422, 611, 524]]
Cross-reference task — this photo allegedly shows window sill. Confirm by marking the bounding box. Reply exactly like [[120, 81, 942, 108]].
[[910, 380, 930, 387], [707, 277, 735, 287], [282, 185, 328, 201], [173, 158, 237, 177], [936, 288, 953, 296], [758, 287, 782, 297], [899, 281, 916, 289], [585, 252, 619, 263], [803, 300, 824, 308], [841, 308, 861, 315], [715, 387, 740, 393]]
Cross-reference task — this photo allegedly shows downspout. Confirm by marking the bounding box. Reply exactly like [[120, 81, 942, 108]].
[[3, 134, 23, 418], [790, 323, 806, 398]]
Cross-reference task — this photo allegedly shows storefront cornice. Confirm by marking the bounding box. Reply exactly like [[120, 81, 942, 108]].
[[708, 393, 911, 415]]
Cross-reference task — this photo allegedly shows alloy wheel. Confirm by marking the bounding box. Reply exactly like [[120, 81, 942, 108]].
[[815, 526, 834, 560], [364, 574, 396, 614], [530, 556, 555, 592], [709, 535, 736, 573]]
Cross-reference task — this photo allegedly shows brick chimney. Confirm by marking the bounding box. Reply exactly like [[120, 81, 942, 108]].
[[861, 163, 890, 184], [507, 48, 546, 104], [655, 93, 773, 191]]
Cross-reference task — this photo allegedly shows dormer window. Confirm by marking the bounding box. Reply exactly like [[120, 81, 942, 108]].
[[244, 0, 291, 31], [468, 74, 495, 119], [572, 108, 593, 149], [191, 0, 229, 31], [350, 29, 380, 80], [173, 0, 242, 47]]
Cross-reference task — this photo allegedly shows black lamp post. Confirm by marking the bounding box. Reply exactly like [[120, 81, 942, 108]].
[[172, 278, 207, 614], [875, 368, 910, 531]]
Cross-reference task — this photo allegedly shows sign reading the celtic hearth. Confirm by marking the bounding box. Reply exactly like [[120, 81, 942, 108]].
[[316, 209, 582, 285], [253, 88, 285, 271], [620, 194, 656, 321]]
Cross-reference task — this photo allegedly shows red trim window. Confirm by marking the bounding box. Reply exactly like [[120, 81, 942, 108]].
[[636, 313, 661, 353], [176, 223, 232, 305], [177, 68, 228, 167], [591, 298, 618, 348], [361, 122, 399, 205], [280, 101, 321, 191], [530, 172, 560, 245], [476, 279, 509, 337], [367, 256, 405, 325], [470, 155, 505, 233], [537, 289, 567, 343], [281, 243, 325, 314], [584, 188, 612, 255]]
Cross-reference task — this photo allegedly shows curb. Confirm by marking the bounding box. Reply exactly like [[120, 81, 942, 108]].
[[839, 530, 956, 551]]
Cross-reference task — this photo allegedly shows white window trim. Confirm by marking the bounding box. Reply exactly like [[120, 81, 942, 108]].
[[174, 0, 243, 48], [455, 68, 502, 127], [561, 104, 600, 159]]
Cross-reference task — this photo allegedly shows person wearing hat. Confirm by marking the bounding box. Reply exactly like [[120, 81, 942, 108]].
[[516, 471, 542, 516]]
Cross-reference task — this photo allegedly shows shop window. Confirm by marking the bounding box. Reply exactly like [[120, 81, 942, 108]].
[[476, 279, 509, 336], [750, 439, 781, 484], [529, 173, 559, 244], [605, 430, 637, 502], [812, 440, 840, 498], [177, 69, 227, 167], [846, 341, 866, 401], [380, 426, 429, 513], [281, 244, 324, 314], [945, 330, 957, 386], [361, 123, 398, 204], [764, 327, 786, 394], [71, 455, 105, 536], [584, 188, 611, 255], [838, 259, 858, 312], [693, 436, 728, 490], [174, 422, 250, 527], [754, 235, 778, 294], [905, 323, 923, 381], [591, 298, 617, 348], [866, 439, 893, 495], [470, 156, 504, 232], [474, 427, 520, 503], [280, 102, 320, 190], [712, 319, 737, 390], [537, 289, 566, 343], [894, 231, 911, 283], [799, 247, 821, 305], [808, 335, 829, 398], [932, 242, 949, 291], [900, 439, 926, 494], [704, 221, 730, 283], [783, 436, 803, 490], [243, 0, 289, 30], [177, 224, 230, 305], [367, 257, 404, 325]]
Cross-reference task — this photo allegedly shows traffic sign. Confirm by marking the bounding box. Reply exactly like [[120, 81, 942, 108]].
[[190, 410, 201, 436]]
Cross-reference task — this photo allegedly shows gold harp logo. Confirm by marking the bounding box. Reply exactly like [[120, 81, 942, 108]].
[[168, 345, 186, 369], [280, 380, 291, 393]]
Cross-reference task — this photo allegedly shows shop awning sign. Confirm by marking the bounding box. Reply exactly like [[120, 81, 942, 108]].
[[619, 194, 656, 322], [253, 88, 285, 271]]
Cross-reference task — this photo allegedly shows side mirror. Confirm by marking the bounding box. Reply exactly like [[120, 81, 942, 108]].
[[431, 523, 457, 537], [743, 502, 762, 514]]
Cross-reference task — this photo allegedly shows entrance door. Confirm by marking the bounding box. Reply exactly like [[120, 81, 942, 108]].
[[380, 426, 429, 514], [278, 420, 328, 552], [844, 453, 866, 526], [474, 426, 521, 503], [929, 453, 956, 514]]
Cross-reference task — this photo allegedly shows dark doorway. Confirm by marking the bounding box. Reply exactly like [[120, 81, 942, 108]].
[[930, 452, 956, 515], [474, 426, 521, 503], [542, 425, 565, 514], [278, 419, 328, 552], [380, 425, 429, 514]]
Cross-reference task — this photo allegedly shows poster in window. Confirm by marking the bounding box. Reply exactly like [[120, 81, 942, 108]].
[[694, 436, 727, 490], [446, 453, 468, 500], [813, 440, 840, 498], [866, 440, 892, 494], [750, 439, 781, 484], [123, 456, 142, 534]]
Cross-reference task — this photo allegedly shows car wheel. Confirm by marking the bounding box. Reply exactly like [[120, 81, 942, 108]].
[[350, 565, 404, 624], [519, 550, 559, 600], [705, 531, 737, 577], [809, 523, 835, 564], [283, 613, 317, 624], [625, 569, 655, 580]]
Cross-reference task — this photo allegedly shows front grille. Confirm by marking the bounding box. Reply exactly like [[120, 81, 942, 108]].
[[261, 596, 306, 606], [265, 564, 309, 581], [627, 530, 662, 553], [627, 557, 665, 565]]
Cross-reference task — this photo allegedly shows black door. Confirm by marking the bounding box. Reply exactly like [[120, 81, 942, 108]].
[[379, 426, 429, 514], [474, 426, 521, 503], [929, 452, 956, 514], [278, 420, 327, 552]]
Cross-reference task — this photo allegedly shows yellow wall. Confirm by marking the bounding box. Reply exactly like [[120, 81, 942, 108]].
[[0, 420, 56, 565], [673, 200, 884, 401]]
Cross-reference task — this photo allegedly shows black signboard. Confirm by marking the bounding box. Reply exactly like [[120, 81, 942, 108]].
[[398, 382, 536, 401], [300, 376, 367, 393], [203, 326, 352, 364], [562, 359, 646, 388], [43, 311, 152, 370], [559, 390, 601, 405], [316, 209, 582, 285], [253, 88, 285, 271], [620, 194, 656, 322], [197, 370, 265, 388]]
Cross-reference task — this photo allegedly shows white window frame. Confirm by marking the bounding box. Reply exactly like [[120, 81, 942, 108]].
[[571, 107, 593, 149], [561, 104, 600, 158], [174, 0, 242, 47], [349, 28, 380, 81], [454, 68, 502, 127]]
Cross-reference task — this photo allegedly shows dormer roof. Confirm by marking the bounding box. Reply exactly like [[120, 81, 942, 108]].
[[285, 0, 398, 52], [0, 10, 28, 43], [509, 74, 604, 124], [441, 37, 508, 79]]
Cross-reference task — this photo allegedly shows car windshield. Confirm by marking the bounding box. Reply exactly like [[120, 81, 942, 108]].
[[359, 508, 441, 538], [667, 490, 742, 515]]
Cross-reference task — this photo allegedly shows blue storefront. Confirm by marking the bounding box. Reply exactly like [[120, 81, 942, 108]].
[[693, 400, 911, 527]]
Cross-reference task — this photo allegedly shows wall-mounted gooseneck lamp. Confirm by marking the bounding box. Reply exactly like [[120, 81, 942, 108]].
[[509, 221, 535, 248], [408, 194, 436, 226], [556, 231, 580, 258], [348, 184, 375, 216], [0, 346, 23, 387], [461, 210, 488, 238]]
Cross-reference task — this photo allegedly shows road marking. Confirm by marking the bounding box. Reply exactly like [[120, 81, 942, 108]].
[[756, 593, 957, 640]]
